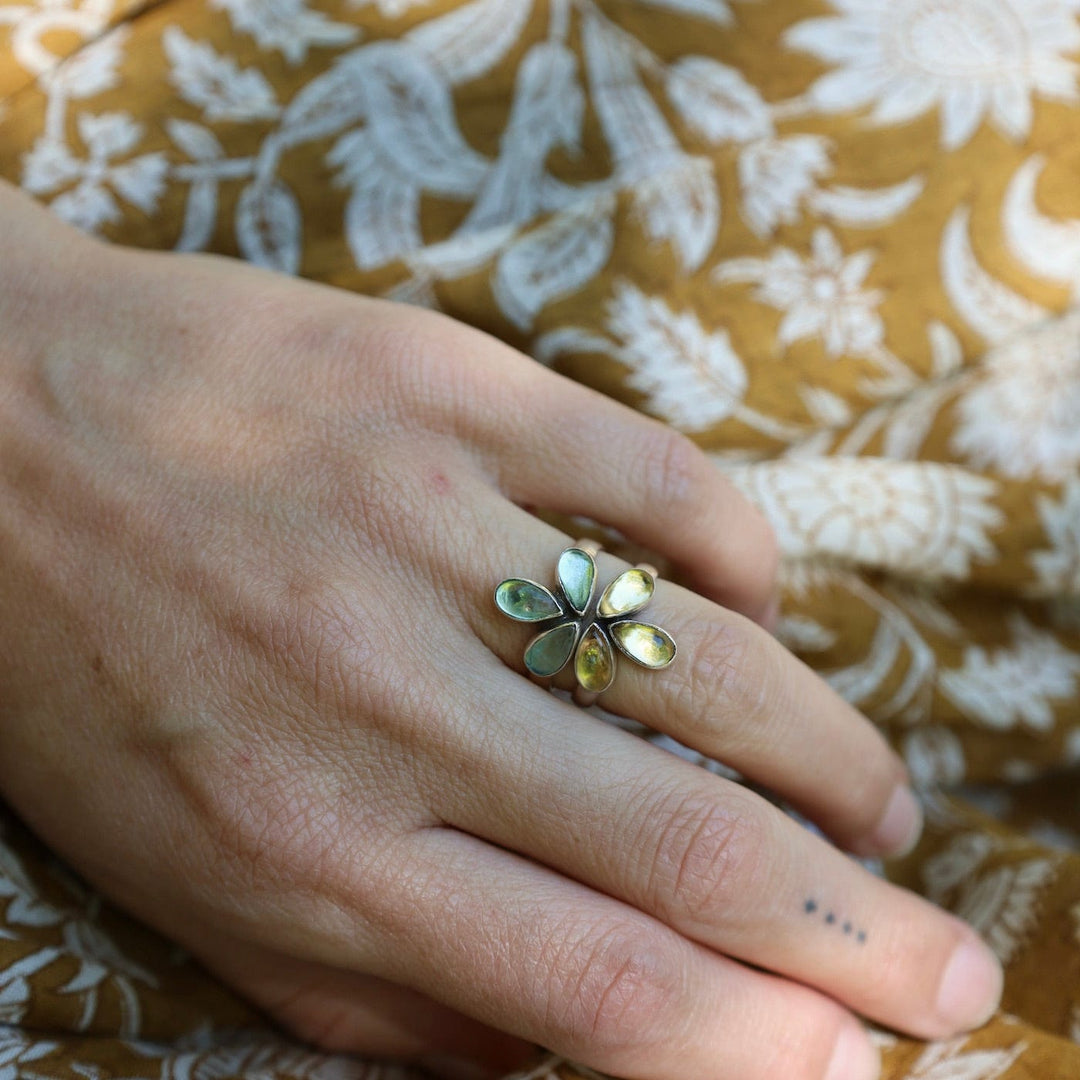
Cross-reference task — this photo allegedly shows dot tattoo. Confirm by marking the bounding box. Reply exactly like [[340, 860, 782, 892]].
[[803, 899, 867, 943]]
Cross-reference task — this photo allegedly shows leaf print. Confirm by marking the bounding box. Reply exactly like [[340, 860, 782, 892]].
[[808, 176, 926, 228], [235, 179, 302, 274], [209, 0, 357, 66], [907, 1038, 1026, 1080], [1003, 154, 1080, 295], [176, 179, 218, 253], [45, 24, 128, 99], [330, 128, 423, 270], [407, 0, 535, 86], [359, 42, 489, 197], [737, 135, 832, 237], [638, 0, 739, 22], [1030, 479, 1080, 597], [279, 52, 370, 145], [631, 156, 719, 272], [493, 193, 616, 330], [941, 205, 1047, 343], [903, 727, 967, 789], [462, 41, 584, 233], [665, 56, 772, 143], [163, 27, 279, 123], [604, 280, 747, 430], [940, 614, 1080, 732], [166, 119, 223, 162]]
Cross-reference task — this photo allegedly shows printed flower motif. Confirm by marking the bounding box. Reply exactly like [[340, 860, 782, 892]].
[[726, 459, 1002, 580], [940, 613, 1080, 731], [21, 112, 167, 233], [495, 546, 676, 694], [951, 311, 1080, 482], [737, 135, 832, 238], [1030, 478, 1080, 596], [785, 0, 1080, 150], [713, 227, 884, 356]]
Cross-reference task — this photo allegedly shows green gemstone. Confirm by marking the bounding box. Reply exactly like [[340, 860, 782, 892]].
[[558, 547, 596, 615], [524, 622, 579, 677], [598, 569, 654, 618], [495, 579, 562, 622], [610, 621, 676, 668], [575, 624, 615, 693]]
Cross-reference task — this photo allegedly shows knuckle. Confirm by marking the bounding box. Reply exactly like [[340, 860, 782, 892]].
[[676, 616, 770, 738], [548, 922, 678, 1056], [645, 790, 764, 926], [641, 429, 712, 518]]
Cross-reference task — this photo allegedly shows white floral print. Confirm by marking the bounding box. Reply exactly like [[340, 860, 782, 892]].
[[785, 0, 1080, 150], [604, 280, 748, 431], [727, 459, 1002, 580], [951, 311, 1080, 482], [1030, 479, 1080, 597], [940, 614, 1080, 731], [713, 227, 884, 356], [21, 112, 168, 233]]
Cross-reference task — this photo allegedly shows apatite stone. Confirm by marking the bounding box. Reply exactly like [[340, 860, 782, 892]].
[[525, 622, 579, 677], [611, 621, 676, 668], [575, 624, 615, 693], [558, 547, 596, 614], [598, 568, 654, 617], [496, 579, 562, 621]]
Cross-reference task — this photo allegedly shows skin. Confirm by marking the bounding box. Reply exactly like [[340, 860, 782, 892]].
[[0, 181, 1002, 1080]]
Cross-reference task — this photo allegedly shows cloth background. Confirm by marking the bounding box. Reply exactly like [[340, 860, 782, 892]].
[[2, 0, 1080, 1076]]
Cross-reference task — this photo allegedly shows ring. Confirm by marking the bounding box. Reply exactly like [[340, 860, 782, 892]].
[[495, 541, 677, 706]]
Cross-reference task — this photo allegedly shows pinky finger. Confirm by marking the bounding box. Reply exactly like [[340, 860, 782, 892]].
[[363, 829, 878, 1080]]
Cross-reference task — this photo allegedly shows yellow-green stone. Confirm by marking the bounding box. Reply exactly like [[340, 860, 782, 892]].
[[611, 621, 676, 668], [558, 547, 595, 614], [496, 579, 562, 621], [598, 568, 654, 617], [575, 624, 615, 693], [525, 623, 578, 677]]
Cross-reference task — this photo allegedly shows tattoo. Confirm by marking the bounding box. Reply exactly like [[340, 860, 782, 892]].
[[802, 899, 868, 943]]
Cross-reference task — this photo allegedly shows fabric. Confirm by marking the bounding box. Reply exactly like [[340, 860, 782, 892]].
[[2, 0, 1080, 1076]]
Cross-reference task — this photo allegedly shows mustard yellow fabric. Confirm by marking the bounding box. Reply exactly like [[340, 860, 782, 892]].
[[3, 1, 1080, 1077]]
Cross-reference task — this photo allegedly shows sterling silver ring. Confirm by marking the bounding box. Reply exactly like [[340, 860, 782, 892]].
[[495, 541, 677, 707]]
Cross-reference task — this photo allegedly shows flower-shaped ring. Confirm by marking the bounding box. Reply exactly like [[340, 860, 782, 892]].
[[495, 542, 676, 705]]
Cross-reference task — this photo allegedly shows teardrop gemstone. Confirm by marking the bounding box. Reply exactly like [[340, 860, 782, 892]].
[[496, 579, 562, 621], [598, 568, 654, 617], [575, 624, 615, 693], [524, 622, 579, 677], [558, 547, 596, 614], [610, 621, 676, 668]]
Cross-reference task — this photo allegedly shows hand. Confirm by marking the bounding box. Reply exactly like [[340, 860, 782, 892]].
[[0, 185, 1001, 1080]]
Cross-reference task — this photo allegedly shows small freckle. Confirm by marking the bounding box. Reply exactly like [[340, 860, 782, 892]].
[[825, 912, 836, 925], [427, 469, 452, 496], [90, 654, 104, 674], [804, 899, 818, 914]]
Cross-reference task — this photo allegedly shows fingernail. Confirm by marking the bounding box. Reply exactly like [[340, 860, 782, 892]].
[[825, 1022, 879, 1080], [872, 785, 923, 857], [936, 933, 1003, 1031], [760, 594, 781, 634]]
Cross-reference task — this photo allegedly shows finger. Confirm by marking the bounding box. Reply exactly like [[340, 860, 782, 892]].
[[422, 663, 1001, 1043], [475, 363, 778, 625], [357, 827, 877, 1080], [190, 933, 533, 1072], [474, 513, 913, 858]]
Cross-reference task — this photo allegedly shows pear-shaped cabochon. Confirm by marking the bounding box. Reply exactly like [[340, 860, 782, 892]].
[[598, 568, 654, 618], [610, 621, 676, 668], [558, 547, 596, 615], [575, 624, 615, 693], [496, 579, 562, 621], [524, 622, 579, 677]]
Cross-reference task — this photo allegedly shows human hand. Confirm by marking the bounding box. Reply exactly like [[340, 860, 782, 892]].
[[0, 187, 1001, 1080]]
